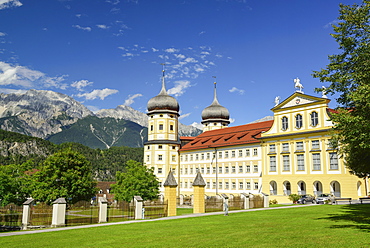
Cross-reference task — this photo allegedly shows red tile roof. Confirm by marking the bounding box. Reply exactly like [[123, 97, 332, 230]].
[[180, 120, 273, 151]]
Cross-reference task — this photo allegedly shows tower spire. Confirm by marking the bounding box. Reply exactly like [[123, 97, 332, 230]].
[[160, 63, 167, 95], [212, 76, 220, 105]]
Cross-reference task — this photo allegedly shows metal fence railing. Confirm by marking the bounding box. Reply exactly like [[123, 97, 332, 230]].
[[0, 204, 22, 231], [29, 203, 53, 228], [205, 196, 223, 213], [107, 201, 134, 222], [65, 201, 99, 226], [143, 200, 168, 219]]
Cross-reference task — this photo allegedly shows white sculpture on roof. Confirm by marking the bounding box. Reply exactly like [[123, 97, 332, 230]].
[[274, 96, 280, 106], [294, 77, 304, 93], [322, 86, 328, 98]]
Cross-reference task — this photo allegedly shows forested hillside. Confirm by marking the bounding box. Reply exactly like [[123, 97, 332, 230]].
[[0, 129, 143, 181]]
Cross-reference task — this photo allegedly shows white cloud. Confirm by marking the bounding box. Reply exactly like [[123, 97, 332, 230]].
[[0, 61, 67, 89], [76, 14, 82, 18], [124, 93, 142, 106], [122, 52, 136, 57], [167, 80, 191, 97], [106, 0, 120, 4], [0, 0, 22, 10], [0, 88, 27, 94], [77, 88, 118, 100], [165, 48, 179, 53], [191, 122, 203, 129], [229, 118, 235, 124], [152, 47, 159, 52], [0, 32, 6, 36], [179, 112, 191, 120], [72, 25, 92, 32], [229, 87, 245, 95], [184, 57, 197, 63], [71, 79, 93, 91], [96, 24, 110, 29]]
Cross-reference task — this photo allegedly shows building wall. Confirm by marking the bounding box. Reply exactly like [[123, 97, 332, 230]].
[[178, 144, 262, 196], [261, 93, 365, 202]]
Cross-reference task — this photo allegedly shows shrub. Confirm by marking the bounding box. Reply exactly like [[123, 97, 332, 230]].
[[288, 194, 300, 203], [269, 199, 278, 205]]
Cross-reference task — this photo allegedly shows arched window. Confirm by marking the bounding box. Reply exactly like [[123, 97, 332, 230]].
[[282, 116, 288, 131], [310, 111, 318, 126], [295, 114, 302, 129]]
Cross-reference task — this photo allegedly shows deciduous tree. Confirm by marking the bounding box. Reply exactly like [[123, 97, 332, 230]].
[[313, 1, 370, 176], [31, 149, 97, 204], [111, 160, 159, 202]]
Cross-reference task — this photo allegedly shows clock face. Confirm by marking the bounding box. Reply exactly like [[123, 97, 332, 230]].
[[296, 98, 300, 104]]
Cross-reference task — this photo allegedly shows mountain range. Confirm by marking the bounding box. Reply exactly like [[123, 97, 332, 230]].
[[0, 89, 201, 149]]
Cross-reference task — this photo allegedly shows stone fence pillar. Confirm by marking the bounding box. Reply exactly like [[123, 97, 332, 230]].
[[98, 197, 108, 223], [163, 171, 178, 217], [192, 172, 206, 214], [134, 196, 143, 220], [52, 198, 66, 227], [22, 198, 34, 230], [262, 192, 269, 208], [241, 193, 250, 210]]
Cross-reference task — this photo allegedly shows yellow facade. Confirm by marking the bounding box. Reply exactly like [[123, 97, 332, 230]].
[[261, 92, 365, 202]]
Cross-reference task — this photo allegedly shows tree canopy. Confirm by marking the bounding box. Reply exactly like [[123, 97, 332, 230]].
[[111, 160, 160, 202], [31, 149, 97, 204], [313, 0, 370, 176]]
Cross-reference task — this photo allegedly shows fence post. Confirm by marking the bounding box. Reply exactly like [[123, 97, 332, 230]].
[[22, 198, 34, 230], [249, 194, 254, 209], [134, 196, 143, 220], [241, 193, 250, 210], [52, 198, 66, 227], [163, 171, 178, 217], [98, 197, 108, 223], [192, 172, 206, 214], [262, 192, 269, 208]]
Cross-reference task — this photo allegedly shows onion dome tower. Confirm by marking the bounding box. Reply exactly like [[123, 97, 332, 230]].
[[144, 65, 180, 192], [201, 81, 230, 132]]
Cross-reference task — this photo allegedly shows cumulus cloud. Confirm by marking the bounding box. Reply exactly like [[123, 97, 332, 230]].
[[72, 25, 92, 31], [165, 48, 179, 53], [123, 93, 142, 106], [0, 0, 22, 10], [96, 24, 110, 29], [0, 61, 67, 89], [229, 87, 245, 95], [71, 79, 93, 91], [167, 80, 191, 97], [77, 88, 118, 100]]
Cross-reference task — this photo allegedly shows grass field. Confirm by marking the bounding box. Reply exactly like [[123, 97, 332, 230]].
[[1, 204, 370, 247]]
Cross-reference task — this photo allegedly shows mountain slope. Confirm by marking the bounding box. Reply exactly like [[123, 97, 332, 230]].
[[97, 104, 202, 137], [46, 116, 148, 149], [0, 89, 93, 138]]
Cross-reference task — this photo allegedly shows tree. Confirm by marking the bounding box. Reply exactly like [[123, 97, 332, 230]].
[[0, 161, 34, 206], [312, 1, 370, 176], [111, 160, 160, 202], [31, 149, 97, 204]]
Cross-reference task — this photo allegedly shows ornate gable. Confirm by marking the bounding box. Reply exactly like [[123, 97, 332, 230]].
[[272, 92, 328, 111]]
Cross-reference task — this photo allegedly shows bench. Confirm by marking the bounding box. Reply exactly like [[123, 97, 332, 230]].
[[332, 198, 352, 204], [359, 197, 370, 204]]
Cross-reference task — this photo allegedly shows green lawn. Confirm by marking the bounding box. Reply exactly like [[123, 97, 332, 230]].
[[1, 204, 370, 247]]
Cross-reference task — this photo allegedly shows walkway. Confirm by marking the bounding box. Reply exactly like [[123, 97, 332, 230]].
[[0, 204, 320, 237]]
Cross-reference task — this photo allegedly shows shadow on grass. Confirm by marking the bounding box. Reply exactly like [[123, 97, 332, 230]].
[[319, 204, 370, 232]]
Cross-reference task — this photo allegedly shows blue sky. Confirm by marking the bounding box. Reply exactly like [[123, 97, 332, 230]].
[[0, 0, 359, 128]]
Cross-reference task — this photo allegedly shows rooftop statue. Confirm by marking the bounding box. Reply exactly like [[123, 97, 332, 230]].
[[322, 86, 328, 98], [274, 96, 280, 106], [294, 77, 304, 93]]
